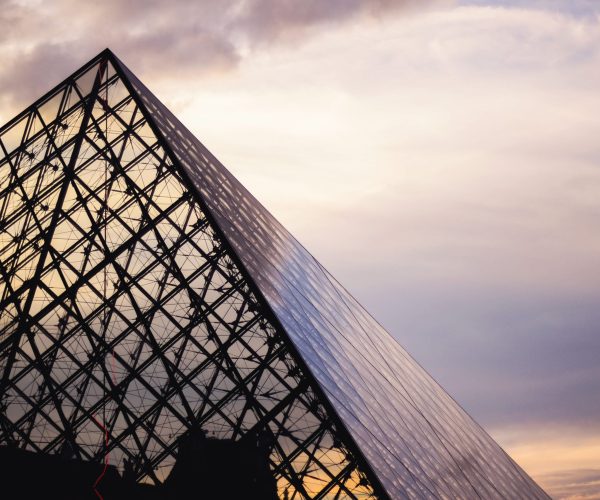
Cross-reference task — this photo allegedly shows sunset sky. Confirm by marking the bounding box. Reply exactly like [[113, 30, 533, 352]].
[[1, 0, 599, 498]]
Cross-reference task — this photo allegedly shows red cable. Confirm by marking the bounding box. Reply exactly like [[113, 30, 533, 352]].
[[90, 413, 109, 500], [91, 350, 117, 499]]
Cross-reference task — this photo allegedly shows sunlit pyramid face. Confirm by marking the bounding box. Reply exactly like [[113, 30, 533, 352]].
[[0, 49, 549, 499]]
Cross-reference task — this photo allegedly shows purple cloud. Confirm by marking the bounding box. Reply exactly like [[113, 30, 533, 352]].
[[0, 0, 438, 112]]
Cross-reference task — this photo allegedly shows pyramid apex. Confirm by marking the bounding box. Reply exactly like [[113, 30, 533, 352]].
[[98, 47, 116, 61]]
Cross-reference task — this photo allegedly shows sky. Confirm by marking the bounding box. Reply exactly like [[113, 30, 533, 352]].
[[1, 0, 600, 498]]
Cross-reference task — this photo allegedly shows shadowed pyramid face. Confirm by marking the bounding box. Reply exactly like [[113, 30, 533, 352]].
[[0, 51, 548, 499], [0, 55, 375, 498]]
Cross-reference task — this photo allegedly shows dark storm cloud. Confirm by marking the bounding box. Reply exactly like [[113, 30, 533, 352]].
[[0, 0, 438, 112]]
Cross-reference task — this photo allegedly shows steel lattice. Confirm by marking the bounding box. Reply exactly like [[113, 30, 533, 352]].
[[0, 54, 377, 499], [1, 49, 551, 500]]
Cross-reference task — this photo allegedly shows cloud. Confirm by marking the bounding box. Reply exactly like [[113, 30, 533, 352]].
[[539, 470, 600, 500], [243, 6, 600, 432], [497, 426, 600, 498], [0, 43, 84, 108], [0, 2, 27, 44], [461, 0, 600, 18], [157, 2, 600, 441], [0, 0, 441, 116], [231, 0, 439, 45]]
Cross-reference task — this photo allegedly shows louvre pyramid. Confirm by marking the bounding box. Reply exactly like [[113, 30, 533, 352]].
[[0, 49, 549, 499]]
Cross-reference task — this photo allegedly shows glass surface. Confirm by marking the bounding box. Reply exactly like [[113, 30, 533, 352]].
[[117, 56, 549, 499]]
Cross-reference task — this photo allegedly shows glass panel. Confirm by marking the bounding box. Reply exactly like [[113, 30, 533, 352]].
[[119, 58, 550, 499]]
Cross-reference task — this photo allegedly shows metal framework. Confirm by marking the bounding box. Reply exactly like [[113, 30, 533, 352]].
[[0, 52, 376, 498], [0, 49, 549, 499]]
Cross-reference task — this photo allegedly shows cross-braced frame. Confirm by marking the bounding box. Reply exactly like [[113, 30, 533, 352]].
[[0, 52, 380, 499]]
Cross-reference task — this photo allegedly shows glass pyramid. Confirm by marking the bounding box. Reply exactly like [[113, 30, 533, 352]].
[[0, 49, 549, 499]]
